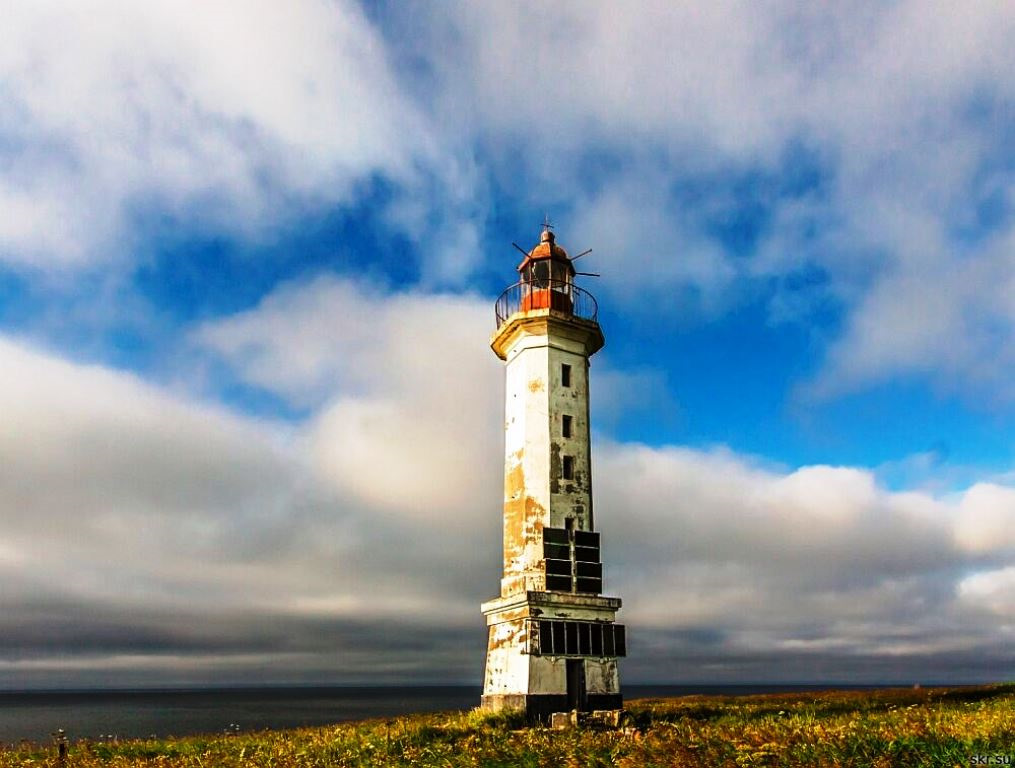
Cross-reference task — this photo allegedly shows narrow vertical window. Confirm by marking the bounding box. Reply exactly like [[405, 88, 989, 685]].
[[539, 620, 553, 655], [565, 622, 578, 655], [562, 414, 573, 438], [561, 363, 572, 387], [562, 455, 574, 480]]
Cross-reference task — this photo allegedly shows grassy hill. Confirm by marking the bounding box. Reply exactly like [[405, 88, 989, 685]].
[[2, 684, 1012, 767]]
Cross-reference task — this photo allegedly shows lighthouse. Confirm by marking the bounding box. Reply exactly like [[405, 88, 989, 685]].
[[481, 225, 625, 721]]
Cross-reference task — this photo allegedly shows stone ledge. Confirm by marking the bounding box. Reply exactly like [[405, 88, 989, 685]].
[[482, 590, 622, 617]]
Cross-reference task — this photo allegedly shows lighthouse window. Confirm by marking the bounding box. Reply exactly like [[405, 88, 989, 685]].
[[538, 623, 553, 655], [562, 455, 574, 480], [530, 260, 550, 288], [562, 414, 573, 438], [535, 620, 627, 657], [561, 364, 572, 387], [575, 531, 600, 565], [564, 622, 578, 654], [552, 620, 566, 652]]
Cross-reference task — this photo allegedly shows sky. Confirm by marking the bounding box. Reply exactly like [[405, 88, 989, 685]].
[[0, 0, 1013, 689]]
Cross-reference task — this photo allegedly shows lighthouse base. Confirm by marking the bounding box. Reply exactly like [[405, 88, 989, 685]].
[[481, 591, 624, 723], [480, 693, 623, 723]]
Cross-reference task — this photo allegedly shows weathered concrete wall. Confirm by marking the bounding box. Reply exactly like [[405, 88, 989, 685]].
[[483, 631, 621, 699], [498, 313, 600, 597], [528, 656, 618, 697], [501, 334, 550, 596], [547, 343, 593, 532], [585, 658, 620, 695], [482, 618, 530, 695]]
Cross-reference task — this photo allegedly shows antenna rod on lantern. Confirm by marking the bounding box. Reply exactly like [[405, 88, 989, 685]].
[[575, 271, 601, 277], [571, 248, 592, 261], [511, 242, 529, 258]]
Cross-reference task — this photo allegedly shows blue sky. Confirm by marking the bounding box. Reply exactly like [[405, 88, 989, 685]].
[[0, 1, 1013, 688]]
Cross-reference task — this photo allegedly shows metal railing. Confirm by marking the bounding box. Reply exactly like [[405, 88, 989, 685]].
[[495, 279, 599, 328]]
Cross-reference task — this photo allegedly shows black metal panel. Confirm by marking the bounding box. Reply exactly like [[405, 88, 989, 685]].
[[576, 561, 602, 578], [578, 622, 591, 655], [545, 575, 572, 592], [576, 577, 601, 594], [591, 623, 603, 656], [574, 545, 600, 563], [603, 625, 615, 656], [543, 527, 569, 545], [545, 558, 572, 576], [574, 530, 599, 548], [543, 542, 570, 560]]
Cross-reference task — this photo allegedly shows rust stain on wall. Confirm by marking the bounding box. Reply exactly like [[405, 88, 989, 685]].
[[528, 377, 545, 393], [489, 620, 527, 651], [502, 452, 552, 596], [505, 460, 525, 500]]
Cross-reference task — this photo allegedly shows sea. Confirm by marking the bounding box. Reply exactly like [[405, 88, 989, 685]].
[[0, 684, 896, 744]]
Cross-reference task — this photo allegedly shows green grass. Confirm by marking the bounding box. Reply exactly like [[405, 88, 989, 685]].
[[2, 684, 1013, 767]]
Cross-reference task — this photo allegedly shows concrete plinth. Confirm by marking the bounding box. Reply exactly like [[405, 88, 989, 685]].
[[481, 693, 623, 724]]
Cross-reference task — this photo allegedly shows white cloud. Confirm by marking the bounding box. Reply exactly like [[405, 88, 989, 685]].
[[958, 567, 1015, 618], [954, 483, 1015, 554], [0, 330, 488, 639], [194, 275, 504, 517], [0, 0, 451, 269], [592, 439, 1015, 674], [0, 335, 299, 605]]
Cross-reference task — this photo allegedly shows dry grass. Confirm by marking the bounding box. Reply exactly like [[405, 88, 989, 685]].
[[2, 683, 1012, 767]]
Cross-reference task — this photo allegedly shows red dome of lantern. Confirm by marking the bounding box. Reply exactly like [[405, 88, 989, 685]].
[[516, 229, 575, 277]]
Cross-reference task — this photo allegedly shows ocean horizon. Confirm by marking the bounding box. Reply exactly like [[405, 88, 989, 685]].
[[0, 683, 949, 744]]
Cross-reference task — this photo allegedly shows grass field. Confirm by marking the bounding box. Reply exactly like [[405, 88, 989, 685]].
[[2, 684, 1012, 767]]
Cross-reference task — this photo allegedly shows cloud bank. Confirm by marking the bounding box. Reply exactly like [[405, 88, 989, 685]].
[[2, 280, 1012, 686]]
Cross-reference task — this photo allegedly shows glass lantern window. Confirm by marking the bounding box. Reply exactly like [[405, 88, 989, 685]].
[[528, 260, 550, 287], [550, 260, 571, 284]]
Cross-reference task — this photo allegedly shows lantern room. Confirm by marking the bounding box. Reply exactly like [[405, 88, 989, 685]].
[[516, 229, 576, 313]]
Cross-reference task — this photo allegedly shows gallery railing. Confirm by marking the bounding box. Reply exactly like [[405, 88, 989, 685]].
[[495, 279, 598, 329]]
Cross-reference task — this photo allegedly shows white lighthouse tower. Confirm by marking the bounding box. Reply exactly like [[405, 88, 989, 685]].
[[481, 225, 625, 721]]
